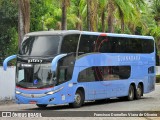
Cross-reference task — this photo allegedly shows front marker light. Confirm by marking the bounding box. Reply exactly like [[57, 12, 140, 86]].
[[46, 87, 64, 95], [46, 91, 55, 95], [16, 91, 21, 94]]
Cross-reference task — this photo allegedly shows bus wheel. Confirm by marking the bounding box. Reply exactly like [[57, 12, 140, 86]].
[[127, 85, 134, 101], [36, 104, 47, 108], [69, 90, 84, 108], [135, 84, 143, 100]]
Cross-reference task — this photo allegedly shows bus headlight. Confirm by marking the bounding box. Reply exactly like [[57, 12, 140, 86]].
[[46, 87, 64, 95], [16, 91, 21, 94]]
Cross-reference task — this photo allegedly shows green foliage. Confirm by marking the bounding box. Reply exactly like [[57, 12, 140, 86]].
[[1, 0, 160, 65], [0, 0, 18, 65], [5, 27, 18, 55], [30, 0, 50, 31]]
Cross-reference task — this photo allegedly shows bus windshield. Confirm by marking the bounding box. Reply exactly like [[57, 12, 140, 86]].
[[20, 35, 61, 56], [16, 63, 57, 88]]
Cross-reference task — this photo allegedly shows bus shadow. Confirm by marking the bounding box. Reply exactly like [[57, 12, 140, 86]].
[[24, 97, 150, 111]]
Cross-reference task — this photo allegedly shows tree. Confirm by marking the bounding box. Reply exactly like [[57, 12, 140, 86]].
[[87, 0, 98, 31], [115, 0, 132, 33], [152, 0, 160, 26], [107, 0, 115, 33], [18, 0, 30, 48], [30, 0, 51, 31], [72, 0, 86, 30], [150, 0, 160, 50], [106, 0, 146, 34], [1, 0, 160, 66], [87, 0, 90, 31], [0, 0, 18, 65], [61, 0, 70, 30], [99, 0, 107, 32]]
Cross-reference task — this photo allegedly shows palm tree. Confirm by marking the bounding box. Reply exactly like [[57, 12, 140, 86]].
[[73, 0, 86, 30], [87, 0, 90, 31], [67, 0, 84, 30], [87, 0, 98, 32], [99, 0, 107, 32], [150, 0, 160, 50], [18, 0, 30, 48], [152, 0, 160, 26], [61, 0, 70, 30], [106, 0, 146, 33], [107, 0, 133, 33], [128, 0, 146, 34], [115, 0, 132, 33], [107, 0, 115, 33]]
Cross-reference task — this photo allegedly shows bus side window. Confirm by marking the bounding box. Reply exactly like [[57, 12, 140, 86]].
[[142, 40, 154, 53], [148, 66, 154, 74], [61, 34, 79, 53], [102, 66, 131, 80], [58, 67, 67, 83], [78, 35, 97, 54], [18, 69, 24, 82], [78, 67, 96, 82], [78, 66, 131, 82]]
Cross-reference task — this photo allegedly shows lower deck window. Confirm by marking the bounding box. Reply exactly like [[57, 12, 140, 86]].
[[78, 66, 131, 82]]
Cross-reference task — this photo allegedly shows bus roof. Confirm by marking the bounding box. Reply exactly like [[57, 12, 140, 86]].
[[25, 30, 80, 36], [25, 30, 154, 40], [82, 31, 154, 40]]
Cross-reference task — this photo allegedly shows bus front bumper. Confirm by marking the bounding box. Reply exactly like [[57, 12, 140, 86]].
[[15, 93, 68, 105]]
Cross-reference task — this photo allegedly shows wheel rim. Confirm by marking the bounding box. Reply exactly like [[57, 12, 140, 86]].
[[75, 93, 81, 104], [129, 87, 134, 99], [137, 86, 142, 98]]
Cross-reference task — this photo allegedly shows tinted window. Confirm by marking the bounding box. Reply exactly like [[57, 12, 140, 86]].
[[78, 66, 131, 82], [97, 37, 154, 53], [61, 34, 79, 53], [78, 35, 154, 54], [148, 66, 155, 74], [57, 54, 76, 84], [21, 36, 60, 56], [78, 35, 98, 53], [142, 39, 154, 53]]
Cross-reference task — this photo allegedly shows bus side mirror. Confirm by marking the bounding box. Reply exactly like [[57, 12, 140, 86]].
[[51, 54, 67, 72], [3, 55, 17, 71]]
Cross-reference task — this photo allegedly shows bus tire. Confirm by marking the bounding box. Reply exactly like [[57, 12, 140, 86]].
[[127, 85, 134, 101], [69, 90, 84, 108], [36, 104, 47, 108], [135, 84, 143, 100]]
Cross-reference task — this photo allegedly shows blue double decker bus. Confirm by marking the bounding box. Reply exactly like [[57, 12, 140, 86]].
[[3, 30, 155, 108]]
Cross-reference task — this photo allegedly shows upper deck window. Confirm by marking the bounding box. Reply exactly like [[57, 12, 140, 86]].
[[78, 35, 98, 53], [78, 35, 154, 54], [20, 35, 60, 56], [61, 34, 79, 53]]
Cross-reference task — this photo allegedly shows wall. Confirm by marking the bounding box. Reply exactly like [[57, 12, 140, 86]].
[[0, 66, 15, 100], [156, 66, 160, 75]]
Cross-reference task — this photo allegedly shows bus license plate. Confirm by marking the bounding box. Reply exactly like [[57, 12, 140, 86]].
[[29, 101, 37, 104]]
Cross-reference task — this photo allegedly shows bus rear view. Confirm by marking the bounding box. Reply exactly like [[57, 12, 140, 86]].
[[3, 30, 155, 108]]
